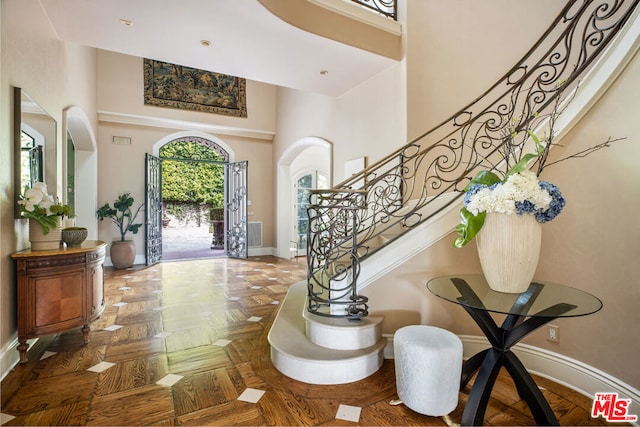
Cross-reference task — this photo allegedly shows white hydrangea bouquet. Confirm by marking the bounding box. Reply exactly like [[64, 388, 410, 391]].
[[465, 168, 564, 221], [17, 182, 71, 234], [454, 113, 623, 249]]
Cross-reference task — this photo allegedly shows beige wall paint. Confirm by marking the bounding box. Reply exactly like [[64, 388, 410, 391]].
[[3, 0, 637, 391], [273, 0, 640, 390], [362, 236, 482, 335], [333, 61, 406, 183], [364, 50, 640, 388], [531, 49, 640, 386], [273, 88, 335, 163], [95, 50, 278, 255], [405, 0, 564, 140], [274, 60, 405, 184], [97, 50, 276, 134], [1, 0, 97, 365], [366, 4, 640, 389], [97, 123, 275, 251]]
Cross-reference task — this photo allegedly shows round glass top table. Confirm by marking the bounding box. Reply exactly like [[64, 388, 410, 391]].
[[427, 274, 603, 426]]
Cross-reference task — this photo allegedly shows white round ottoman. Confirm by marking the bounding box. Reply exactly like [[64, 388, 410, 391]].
[[394, 325, 463, 416]]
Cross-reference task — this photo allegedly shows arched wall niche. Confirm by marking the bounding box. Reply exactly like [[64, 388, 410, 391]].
[[276, 136, 332, 258]]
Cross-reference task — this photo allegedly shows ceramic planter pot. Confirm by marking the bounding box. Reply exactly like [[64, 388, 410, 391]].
[[110, 240, 136, 269], [29, 218, 62, 251], [62, 227, 88, 247]]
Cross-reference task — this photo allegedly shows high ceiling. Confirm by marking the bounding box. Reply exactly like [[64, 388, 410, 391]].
[[39, 0, 398, 96]]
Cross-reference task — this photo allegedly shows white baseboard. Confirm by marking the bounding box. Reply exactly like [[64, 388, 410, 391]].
[[382, 333, 395, 359], [0, 337, 20, 381], [460, 335, 640, 425], [104, 254, 146, 268], [383, 333, 638, 425], [249, 246, 277, 257], [0, 336, 38, 382], [102, 247, 278, 267]]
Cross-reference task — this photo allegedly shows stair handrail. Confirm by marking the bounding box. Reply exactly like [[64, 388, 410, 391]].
[[349, 0, 397, 20], [306, 0, 639, 318]]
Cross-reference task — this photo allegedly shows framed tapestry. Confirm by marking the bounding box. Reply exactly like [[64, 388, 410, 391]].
[[143, 58, 247, 117]]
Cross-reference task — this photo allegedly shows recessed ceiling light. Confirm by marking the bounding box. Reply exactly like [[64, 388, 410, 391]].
[[119, 18, 133, 26], [320, 70, 329, 76], [200, 40, 212, 47]]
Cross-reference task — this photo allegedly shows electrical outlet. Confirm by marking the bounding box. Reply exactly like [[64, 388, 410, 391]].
[[547, 324, 559, 343]]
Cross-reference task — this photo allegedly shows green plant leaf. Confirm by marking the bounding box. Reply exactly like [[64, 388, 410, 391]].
[[504, 152, 540, 179], [128, 224, 142, 234], [453, 208, 486, 248], [464, 170, 501, 191], [503, 130, 546, 179], [114, 194, 134, 212], [96, 194, 142, 240]]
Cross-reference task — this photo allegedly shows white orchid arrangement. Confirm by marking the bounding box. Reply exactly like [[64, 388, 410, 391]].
[[17, 182, 71, 234]]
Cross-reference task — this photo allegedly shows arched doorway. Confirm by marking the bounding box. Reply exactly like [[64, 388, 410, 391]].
[[63, 106, 98, 239], [276, 137, 332, 259], [160, 137, 227, 261], [146, 132, 248, 264], [293, 170, 329, 252]]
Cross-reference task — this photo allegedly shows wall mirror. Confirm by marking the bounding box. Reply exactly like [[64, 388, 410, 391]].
[[13, 87, 57, 218]]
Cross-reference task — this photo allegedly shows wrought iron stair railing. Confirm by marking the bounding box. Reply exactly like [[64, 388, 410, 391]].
[[349, 0, 397, 20], [306, 0, 640, 319]]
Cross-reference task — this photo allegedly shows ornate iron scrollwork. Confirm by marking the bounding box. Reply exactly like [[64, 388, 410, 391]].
[[226, 161, 248, 259], [307, 190, 369, 319], [350, 0, 397, 20], [306, 0, 639, 318]]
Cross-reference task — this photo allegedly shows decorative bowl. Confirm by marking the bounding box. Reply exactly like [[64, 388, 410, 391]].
[[61, 227, 88, 247]]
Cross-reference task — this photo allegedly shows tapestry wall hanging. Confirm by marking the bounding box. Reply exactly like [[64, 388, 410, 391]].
[[144, 58, 247, 117]]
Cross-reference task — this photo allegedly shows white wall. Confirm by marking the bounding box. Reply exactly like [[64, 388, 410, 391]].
[[1, 0, 98, 373]]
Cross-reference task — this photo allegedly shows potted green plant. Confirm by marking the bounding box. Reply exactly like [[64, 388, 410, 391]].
[[97, 193, 143, 268]]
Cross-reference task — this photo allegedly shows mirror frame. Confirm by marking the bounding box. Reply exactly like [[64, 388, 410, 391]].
[[13, 86, 57, 218], [13, 87, 22, 219]]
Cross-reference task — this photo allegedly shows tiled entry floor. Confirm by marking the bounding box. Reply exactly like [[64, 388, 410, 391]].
[[1, 256, 607, 426]]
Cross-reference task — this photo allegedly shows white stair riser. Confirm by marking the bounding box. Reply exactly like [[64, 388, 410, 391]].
[[270, 345, 384, 385], [305, 318, 382, 350], [269, 281, 386, 385]]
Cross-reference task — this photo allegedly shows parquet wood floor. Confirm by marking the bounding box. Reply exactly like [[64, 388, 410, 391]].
[[1, 256, 611, 426]]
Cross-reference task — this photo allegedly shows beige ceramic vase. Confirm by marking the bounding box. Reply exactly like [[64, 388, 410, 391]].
[[476, 212, 542, 294]]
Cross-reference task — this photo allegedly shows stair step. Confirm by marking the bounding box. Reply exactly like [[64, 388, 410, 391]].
[[268, 281, 385, 385], [304, 309, 383, 350]]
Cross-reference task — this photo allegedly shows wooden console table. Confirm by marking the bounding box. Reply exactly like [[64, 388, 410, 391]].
[[11, 240, 107, 363]]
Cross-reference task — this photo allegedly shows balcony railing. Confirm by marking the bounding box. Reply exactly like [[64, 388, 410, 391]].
[[306, 0, 639, 318], [350, 0, 397, 20]]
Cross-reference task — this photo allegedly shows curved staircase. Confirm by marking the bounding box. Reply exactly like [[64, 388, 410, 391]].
[[269, 0, 640, 385], [268, 281, 385, 384]]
